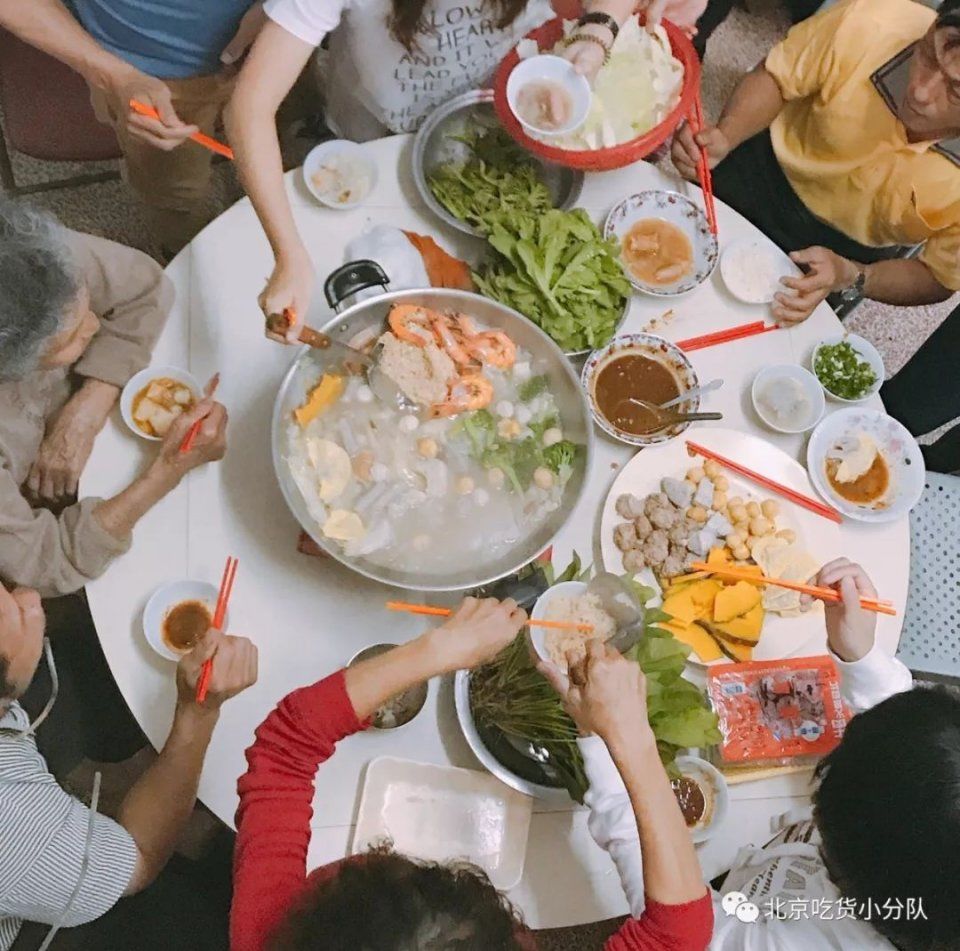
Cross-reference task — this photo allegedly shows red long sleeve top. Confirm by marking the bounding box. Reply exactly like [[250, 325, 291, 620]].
[[231, 670, 713, 951]]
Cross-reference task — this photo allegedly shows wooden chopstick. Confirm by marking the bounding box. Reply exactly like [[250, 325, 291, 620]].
[[686, 440, 843, 524], [129, 99, 235, 159], [677, 321, 780, 353], [179, 373, 220, 455], [386, 600, 594, 633], [690, 562, 897, 616], [197, 556, 238, 703], [691, 91, 718, 236]]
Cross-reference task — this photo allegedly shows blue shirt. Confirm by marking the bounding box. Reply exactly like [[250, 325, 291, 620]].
[[68, 0, 255, 79]]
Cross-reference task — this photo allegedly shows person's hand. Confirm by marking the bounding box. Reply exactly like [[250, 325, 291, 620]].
[[539, 639, 652, 749], [105, 66, 198, 151], [671, 121, 730, 181], [644, 0, 708, 35], [27, 381, 119, 503], [151, 394, 228, 483], [220, 2, 268, 66], [177, 628, 258, 713], [773, 247, 860, 324], [260, 250, 314, 343], [561, 27, 611, 83], [800, 559, 878, 663], [424, 597, 528, 673]]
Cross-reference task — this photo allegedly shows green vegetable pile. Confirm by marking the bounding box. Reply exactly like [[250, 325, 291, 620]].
[[813, 341, 879, 400], [474, 209, 631, 353], [427, 126, 552, 234], [470, 562, 722, 802], [452, 382, 580, 496]]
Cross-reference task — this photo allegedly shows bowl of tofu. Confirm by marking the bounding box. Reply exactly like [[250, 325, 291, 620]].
[[121, 366, 202, 441]]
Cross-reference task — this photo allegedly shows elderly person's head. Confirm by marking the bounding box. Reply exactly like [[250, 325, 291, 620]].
[[0, 200, 99, 382], [901, 0, 960, 139]]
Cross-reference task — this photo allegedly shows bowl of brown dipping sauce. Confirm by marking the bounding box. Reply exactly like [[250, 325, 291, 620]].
[[672, 755, 728, 844], [143, 580, 225, 662], [348, 644, 429, 730], [581, 333, 699, 447]]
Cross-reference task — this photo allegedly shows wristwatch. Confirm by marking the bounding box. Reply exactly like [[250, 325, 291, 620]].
[[839, 265, 866, 303], [576, 11, 620, 40]]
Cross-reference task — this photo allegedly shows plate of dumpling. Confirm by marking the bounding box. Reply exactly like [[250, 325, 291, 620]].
[[600, 429, 842, 666]]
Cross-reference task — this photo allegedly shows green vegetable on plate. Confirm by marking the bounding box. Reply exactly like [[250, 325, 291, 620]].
[[813, 341, 878, 400], [474, 209, 632, 353]]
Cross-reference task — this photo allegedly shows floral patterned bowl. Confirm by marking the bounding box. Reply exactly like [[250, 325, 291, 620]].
[[604, 190, 719, 297], [581, 333, 700, 447]]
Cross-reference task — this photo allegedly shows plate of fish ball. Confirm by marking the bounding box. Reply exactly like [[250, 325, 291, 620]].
[[599, 429, 842, 666]]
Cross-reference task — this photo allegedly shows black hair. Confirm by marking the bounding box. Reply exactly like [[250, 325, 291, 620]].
[[0, 655, 12, 702], [814, 687, 960, 951], [937, 0, 960, 30], [268, 847, 527, 951]]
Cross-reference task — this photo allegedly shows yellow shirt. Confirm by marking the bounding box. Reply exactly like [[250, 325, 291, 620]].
[[765, 0, 960, 289]]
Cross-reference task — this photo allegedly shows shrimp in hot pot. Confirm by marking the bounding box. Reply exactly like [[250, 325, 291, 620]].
[[466, 331, 516, 368], [388, 304, 435, 347], [429, 313, 475, 367], [429, 373, 494, 417]]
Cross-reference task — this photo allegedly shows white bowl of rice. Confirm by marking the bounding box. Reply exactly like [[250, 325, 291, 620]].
[[530, 581, 616, 668], [720, 238, 799, 305]]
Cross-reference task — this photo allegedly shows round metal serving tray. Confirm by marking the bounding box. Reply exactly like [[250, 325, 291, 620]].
[[412, 89, 584, 239], [271, 264, 594, 593]]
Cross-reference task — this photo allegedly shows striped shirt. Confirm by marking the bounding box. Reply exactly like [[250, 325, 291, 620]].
[[0, 703, 138, 950]]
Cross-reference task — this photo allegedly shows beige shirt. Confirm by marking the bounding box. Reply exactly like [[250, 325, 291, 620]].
[[0, 231, 171, 596]]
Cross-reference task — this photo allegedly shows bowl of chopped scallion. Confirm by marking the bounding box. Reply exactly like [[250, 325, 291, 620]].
[[811, 335, 884, 404]]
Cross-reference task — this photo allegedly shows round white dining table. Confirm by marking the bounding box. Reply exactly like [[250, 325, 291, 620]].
[[82, 134, 909, 929]]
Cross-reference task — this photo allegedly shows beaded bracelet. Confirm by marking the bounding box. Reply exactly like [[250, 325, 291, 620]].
[[562, 32, 612, 66]]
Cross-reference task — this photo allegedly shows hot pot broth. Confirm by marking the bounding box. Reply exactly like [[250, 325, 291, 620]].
[[285, 306, 581, 577]]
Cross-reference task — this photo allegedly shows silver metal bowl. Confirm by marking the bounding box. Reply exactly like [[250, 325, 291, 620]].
[[454, 669, 569, 801], [412, 89, 584, 239], [271, 281, 594, 592]]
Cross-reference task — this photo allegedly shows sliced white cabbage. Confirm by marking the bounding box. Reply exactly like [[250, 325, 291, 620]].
[[306, 437, 352, 501], [323, 509, 365, 542]]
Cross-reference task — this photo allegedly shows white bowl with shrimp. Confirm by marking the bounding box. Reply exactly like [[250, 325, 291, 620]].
[[303, 140, 378, 210], [121, 366, 201, 442], [604, 191, 719, 297], [506, 55, 591, 137]]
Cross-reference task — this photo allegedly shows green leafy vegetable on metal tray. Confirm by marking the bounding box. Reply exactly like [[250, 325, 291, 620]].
[[813, 341, 878, 400], [427, 126, 552, 234], [473, 209, 632, 353], [469, 562, 721, 802]]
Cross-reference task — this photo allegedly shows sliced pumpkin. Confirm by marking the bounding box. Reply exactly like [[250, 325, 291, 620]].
[[662, 588, 698, 626], [713, 580, 762, 623], [665, 570, 711, 588], [662, 620, 724, 663], [688, 579, 723, 617], [730, 563, 766, 587], [701, 624, 754, 663], [705, 604, 765, 646], [295, 373, 344, 427], [707, 546, 732, 566]]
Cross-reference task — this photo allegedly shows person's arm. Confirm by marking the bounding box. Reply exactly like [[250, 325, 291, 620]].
[[772, 249, 952, 324], [0, 0, 198, 148], [671, 65, 783, 180], [224, 20, 319, 335], [121, 629, 257, 892], [232, 598, 526, 951], [801, 559, 913, 714], [540, 643, 712, 951], [28, 232, 173, 503], [0, 398, 225, 597]]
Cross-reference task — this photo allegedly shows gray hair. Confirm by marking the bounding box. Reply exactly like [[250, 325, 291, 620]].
[[0, 199, 81, 381]]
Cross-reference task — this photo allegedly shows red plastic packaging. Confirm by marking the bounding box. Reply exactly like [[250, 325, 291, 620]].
[[707, 656, 850, 767], [492, 17, 701, 171]]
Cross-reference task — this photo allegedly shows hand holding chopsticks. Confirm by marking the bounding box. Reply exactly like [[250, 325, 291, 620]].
[[179, 373, 221, 454], [129, 99, 234, 159], [690, 90, 718, 236], [691, 561, 896, 616], [196, 556, 238, 703]]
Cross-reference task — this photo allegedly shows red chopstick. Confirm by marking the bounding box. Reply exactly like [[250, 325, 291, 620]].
[[196, 556, 238, 704], [179, 373, 220, 455], [677, 321, 781, 352], [129, 100, 234, 159], [685, 440, 843, 524], [691, 90, 718, 236]]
